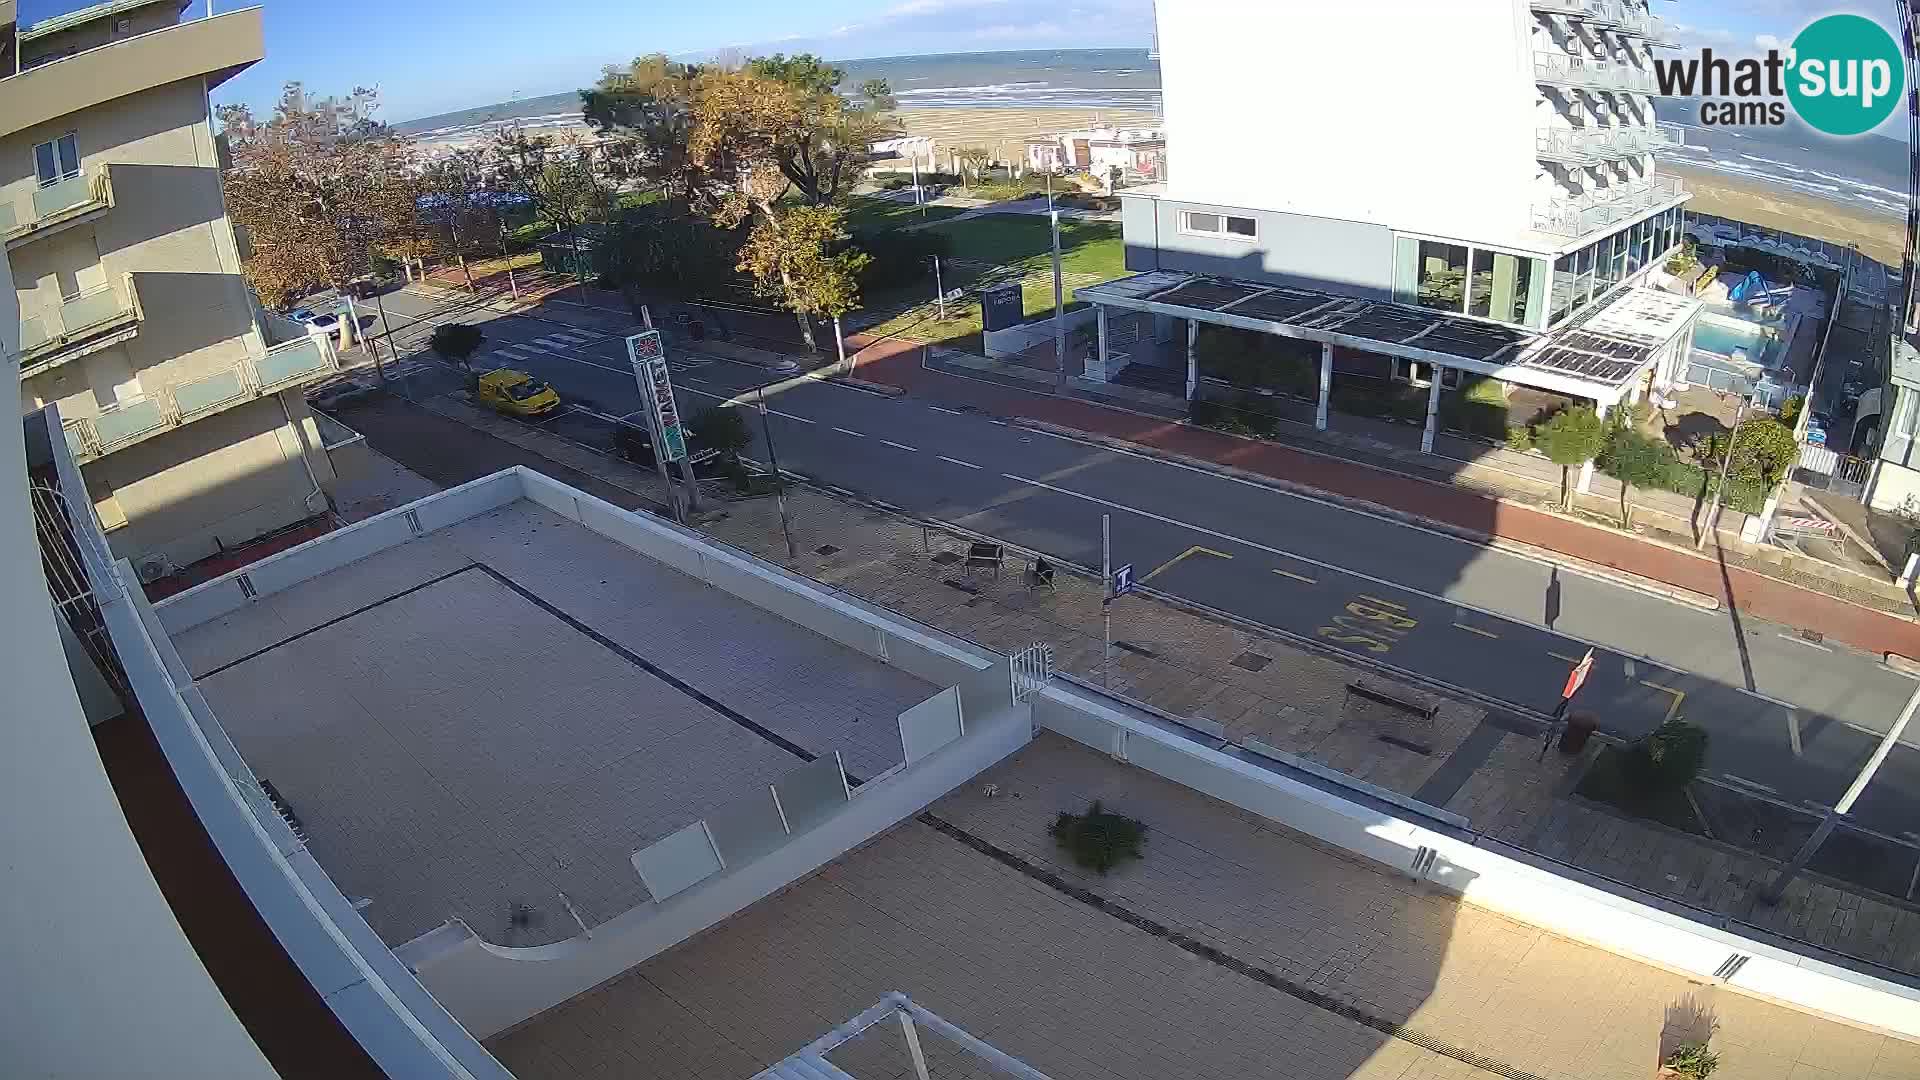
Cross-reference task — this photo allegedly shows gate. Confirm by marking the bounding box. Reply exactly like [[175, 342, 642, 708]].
[[1794, 444, 1871, 499]]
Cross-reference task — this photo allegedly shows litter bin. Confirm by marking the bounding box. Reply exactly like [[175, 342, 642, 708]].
[[1558, 711, 1598, 754]]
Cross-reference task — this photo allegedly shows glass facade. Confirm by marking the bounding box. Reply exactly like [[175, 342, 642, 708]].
[[1395, 240, 1548, 329], [1546, 206, 1686, 328]]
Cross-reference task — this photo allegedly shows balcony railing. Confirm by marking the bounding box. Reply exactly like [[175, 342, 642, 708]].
[[1535, 50, 1656, 95], [0, 167, 113, 246], [62, 335, 338, 462], [1531, 175, 1688, 237], [1537, 122, 1682, 165], [1647, 121, 1685, 150], [17, 278, 141, 375]]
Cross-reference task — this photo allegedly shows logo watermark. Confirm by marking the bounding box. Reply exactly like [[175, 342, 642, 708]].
[[1651, 13, 1904, 136]]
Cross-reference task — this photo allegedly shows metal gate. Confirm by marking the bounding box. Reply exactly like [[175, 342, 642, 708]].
[[1794, 445, 1872, 499]]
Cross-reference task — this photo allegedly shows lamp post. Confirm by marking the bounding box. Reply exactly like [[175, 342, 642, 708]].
[[1697, 384, 1754, 549], [757, 386, 798, 562], [1051, 209, 1066, 389]]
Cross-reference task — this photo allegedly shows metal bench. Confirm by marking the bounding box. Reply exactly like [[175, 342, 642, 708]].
[[964, 541, 1004, 577]]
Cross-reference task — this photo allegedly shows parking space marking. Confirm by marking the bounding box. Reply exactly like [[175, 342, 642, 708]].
[[1639, 680, 1686, 722], [1453, 622, 1500, 640], [1270, 568, 1316, 585], [1786, 709, 1802, 756], [1140, 545, 1233, 584], [1779, 632, 1833, 653]]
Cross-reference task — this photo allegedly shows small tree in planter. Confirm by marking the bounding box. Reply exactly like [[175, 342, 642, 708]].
[[689, 405, 757, 492], [1050, 800, 1146, 875], [1624, 716, 1709, 795], [430, 322, 486, 392], [1535, 405, 1606, 511], [1662, 1042, 1719, 1079], [1604, 429, 1674, 528]]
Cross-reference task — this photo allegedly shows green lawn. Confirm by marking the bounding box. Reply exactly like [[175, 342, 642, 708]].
[[919, 214, 1124, 280], [842, 196, 970, 232]]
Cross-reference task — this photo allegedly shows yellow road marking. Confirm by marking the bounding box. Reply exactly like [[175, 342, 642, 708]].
[[1359, 594, 1406, 610], [1271, 568, 1317, 585], [1140, 545, 1233, 584], [1639, 680, 1686, 722], [1453, 622, 1500, 640]]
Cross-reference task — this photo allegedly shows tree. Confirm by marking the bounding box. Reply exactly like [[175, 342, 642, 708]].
[[1603, 428, 1673, 528], [735, 203, 869, 348], [431, 323, 486, 391], [219, 83, 421, 307], [1535, 406, 1606, 510], [1778, 394, 1805, 430], [420, 149, 506, 290], [582, 55, 712, 211], [487, 124, 609, 245], [955, 146, 990, 192], [1623, 716, 1708, 795], [741, 53, 899, 207], [689, 406, 751, 461]]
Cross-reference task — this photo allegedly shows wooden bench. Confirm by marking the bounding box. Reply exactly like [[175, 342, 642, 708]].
[[1344, 681, 1437, 724]]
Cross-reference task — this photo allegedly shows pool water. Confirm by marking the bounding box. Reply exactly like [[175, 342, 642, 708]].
[[1692, 315, 1771, 361]]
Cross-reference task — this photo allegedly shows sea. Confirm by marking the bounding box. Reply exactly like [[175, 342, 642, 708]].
[[398, 49, 1906, 222]]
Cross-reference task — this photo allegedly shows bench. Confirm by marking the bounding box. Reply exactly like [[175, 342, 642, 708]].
[[964, 541, 1004, 577], [1344, 681, 1438, 724]]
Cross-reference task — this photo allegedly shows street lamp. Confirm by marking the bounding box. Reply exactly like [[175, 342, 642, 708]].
[[1050, 209, 1065, 389], [1697, 381, 1756, 549]]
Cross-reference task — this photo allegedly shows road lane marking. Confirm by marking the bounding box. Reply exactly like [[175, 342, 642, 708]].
[[1140, 545, 1233, 584], [834, 427, 866, 438], [929, 406, 966, 416], [1319, 595, 1419, 655], [1778, 632, 1833, 653], [1639, 680, 1686, 722], [1453, 622, 1500, 640], [881, 439, 918, 452], [938, 455, 983, 470], [1786, 709, 1802, 756], [1721, 773, 1778, 794], [1271, 568, 1316, 584], [770, 409, 814, 423]]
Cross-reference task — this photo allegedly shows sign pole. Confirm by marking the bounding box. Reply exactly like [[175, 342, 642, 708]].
[[1051, 210, 1067, 390], [626, 331, 690, 525], [1541, 647, 1594, 760], [1102, 513, 1112, 687], [933, 256, 946, 322], [757, 386, 798, 562]]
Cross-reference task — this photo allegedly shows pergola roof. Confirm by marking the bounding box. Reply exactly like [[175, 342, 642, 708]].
[[1076, 271, 1700, 402]]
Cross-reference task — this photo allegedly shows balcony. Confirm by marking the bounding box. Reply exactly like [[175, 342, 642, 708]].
[[17, 278, 142, 378], [1530, 0, 1624, 26], [1536, 122, 1682, 166], [0, 167, 114, 249], [1531, 175, 1688, 238], [62, 335, 340, 463], [1647, 121, 1685, 150]]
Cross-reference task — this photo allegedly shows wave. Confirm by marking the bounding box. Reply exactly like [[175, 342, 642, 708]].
[[1810, 170, 1905, 199], [896, 81, 1051, 95], [1738, 153, 1805, 174]]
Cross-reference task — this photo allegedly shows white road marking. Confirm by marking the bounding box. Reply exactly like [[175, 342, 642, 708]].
[[939, 455, 982, 470], [1778, 632, 1833, 653], [881, 440, 918, 452], [1720, 773, 1779, 794], [834, 427, 866, 438], [1786, 709, 1802, 756], [928, 406, 966, 416]]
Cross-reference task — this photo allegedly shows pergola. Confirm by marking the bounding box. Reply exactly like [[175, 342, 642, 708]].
[[1076, 271, 1702, 491]]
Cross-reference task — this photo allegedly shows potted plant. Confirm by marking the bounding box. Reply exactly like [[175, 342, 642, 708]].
[[1660, 1042, 1718, 1079], [1049, 800, 1146, 875]]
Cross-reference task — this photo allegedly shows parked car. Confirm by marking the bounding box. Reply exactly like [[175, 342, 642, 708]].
[[306, 312, 343, 342], [476, 369, 560, 417], [614, 421, 720, 469], [1805, 412, 1830, 447]]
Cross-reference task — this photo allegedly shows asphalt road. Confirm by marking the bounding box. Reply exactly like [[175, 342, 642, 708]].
[[362, 285, 1920, 841]]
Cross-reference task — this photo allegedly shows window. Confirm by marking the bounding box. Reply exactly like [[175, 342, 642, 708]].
[[1593, 233, 1622, 296], [1550, 253, 1577, 323], [1414, 240, 1469, 314], [1393, 358, 1433, 386], [1571, 244, 1596, 314], [34, 133, 78, 187], [1898, 389, 1919, 439], [1467, 248, 1496, 318], [1180, 210, 1257, 241]]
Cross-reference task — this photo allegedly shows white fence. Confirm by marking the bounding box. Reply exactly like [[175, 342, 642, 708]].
[[984, 306, 1096, 360]]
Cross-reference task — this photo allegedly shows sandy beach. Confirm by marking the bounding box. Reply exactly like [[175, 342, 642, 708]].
[[1665, 164, 1903, 268], [893, 106, 1162, 157]]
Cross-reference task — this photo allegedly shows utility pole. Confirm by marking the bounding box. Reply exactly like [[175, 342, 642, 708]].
[[371, 289, 396, 384], [933, 255, 946, 321], [1763, 680, 1920, 902], [1101, 513, 1112, 687], [758, 386, 798, 562], [1698, 387, 1752, 549], [1051, 209, 1066, 389], [833, 314, 847, 372]]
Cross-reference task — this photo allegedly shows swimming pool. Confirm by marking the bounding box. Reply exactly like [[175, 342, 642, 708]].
[[1692, 313, 1773, 362]]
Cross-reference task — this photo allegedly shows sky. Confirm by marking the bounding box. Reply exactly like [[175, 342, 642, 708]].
[[12, 0, 1909, 128]]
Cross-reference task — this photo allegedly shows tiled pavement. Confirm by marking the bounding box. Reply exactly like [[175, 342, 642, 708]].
[[332, 388, 1920, 975], [488, 735, 1920, 1080]]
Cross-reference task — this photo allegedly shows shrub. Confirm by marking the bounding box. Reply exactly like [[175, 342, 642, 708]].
[[690, 406, 752, 459], [1664, 1043, 1719, 1079], [1623, 717, 1709, 795], [1504, 425, 1534, 452], [1049, 800, 1146, 875], [849, 227, 950, 291], [1778, 394, 1805, 429], [1188, 397, 1224, 426], [1535, 406, 1606, 509]]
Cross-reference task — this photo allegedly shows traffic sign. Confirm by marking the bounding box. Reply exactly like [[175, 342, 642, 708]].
[[1560, 648, 1594, 701], [1110, 562, 1134, 599], [625, 331, 687, 462]]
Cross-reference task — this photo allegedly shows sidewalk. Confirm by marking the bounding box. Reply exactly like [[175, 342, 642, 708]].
[[841, 332, 1920, 660], [318, 384, 1920, 980]]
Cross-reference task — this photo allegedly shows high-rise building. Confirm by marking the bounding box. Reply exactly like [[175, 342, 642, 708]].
[[4, 0, 343, 581], [1083, 0, 1700, 489]]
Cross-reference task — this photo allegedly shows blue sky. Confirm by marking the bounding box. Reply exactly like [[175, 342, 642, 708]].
[[14, 0, 1907, 126]]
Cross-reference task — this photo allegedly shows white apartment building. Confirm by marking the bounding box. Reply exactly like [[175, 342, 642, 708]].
[[1089, 0, 1702, 479], [4, 0, 345, 580]]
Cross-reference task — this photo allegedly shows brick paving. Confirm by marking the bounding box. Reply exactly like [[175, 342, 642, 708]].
[[487, 736, 1920, 1080]]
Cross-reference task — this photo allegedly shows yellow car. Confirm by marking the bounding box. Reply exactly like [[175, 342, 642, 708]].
[[476, 368, 560, 417]]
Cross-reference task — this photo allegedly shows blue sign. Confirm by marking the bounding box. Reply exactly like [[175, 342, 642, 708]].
[[1110, 563, 1134, 599]]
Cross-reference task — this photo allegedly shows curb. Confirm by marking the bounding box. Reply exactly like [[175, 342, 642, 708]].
[[1012, 417, 1726, 613], [1886, 653, 1920, 676]]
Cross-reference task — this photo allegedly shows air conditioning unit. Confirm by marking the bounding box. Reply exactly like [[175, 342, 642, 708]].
[[134, 555, 174, 584]]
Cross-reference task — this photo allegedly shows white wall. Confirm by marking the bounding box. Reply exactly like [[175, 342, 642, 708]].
[[1037, 681, 1920, 1040], [1158, 0, 1538, 243]]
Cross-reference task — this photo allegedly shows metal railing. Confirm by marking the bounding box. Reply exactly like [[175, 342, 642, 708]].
[[1534, 50, 1604, 89], [1648, 121, 1685, 149], [17, 278, 138, 371], [1531, 174, 1686, 237], [1537, 122, 1682, 166], [0, 167, 111, 241], [63, 335, 338, 461]]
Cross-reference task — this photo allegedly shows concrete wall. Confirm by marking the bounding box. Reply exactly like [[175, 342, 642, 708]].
[[83, 390, 330, 568], [20, 1, 183, 69], [983, 305, 1096, 360], [1156, 0, 1537, 245], [1121, 193, 1398, 298], [1036, 681, 1920, 1040]]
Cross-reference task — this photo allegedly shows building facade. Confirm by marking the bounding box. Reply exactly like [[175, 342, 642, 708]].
[[4, 0, 342, 578], [1089, 0, 1699, 486]]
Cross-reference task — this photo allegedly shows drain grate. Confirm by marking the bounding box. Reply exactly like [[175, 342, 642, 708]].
[[814, 544, 840, 557], [1232, 651, 1273, 672]]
